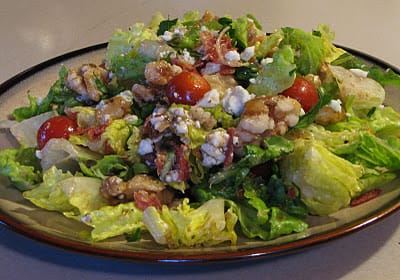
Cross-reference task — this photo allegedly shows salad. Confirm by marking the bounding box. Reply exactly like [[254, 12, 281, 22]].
[[1, 10, 400, 248]]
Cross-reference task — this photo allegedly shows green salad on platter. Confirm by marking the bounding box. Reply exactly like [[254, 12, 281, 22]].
[[1, 10, 400, 248]]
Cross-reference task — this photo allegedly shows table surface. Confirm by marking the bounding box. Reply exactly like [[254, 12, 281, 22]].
[[1, 1, 399, 279]]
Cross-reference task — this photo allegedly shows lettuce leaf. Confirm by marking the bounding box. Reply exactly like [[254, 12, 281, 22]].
[[79, 155, 132, 180], [280, 27, 325, 75], [105, 22, 159, 83], [209, 136, 294, 185], [331, 52, 400, 88], [0, 147, 41, 191], [247, 45, 296, 96], [102, 119, 132, 155], [38, 138, 101, 171], [9, 111, 55, 147], [280, 139, 364, 215], [227, 200, 307, 240], [23, 166, 107, 216], [81, 202, 144, 241], [12, 66, 85, 121], [280, 25, 343, 75], [349, 132, 400, 171], [142, 198, 237, 247]]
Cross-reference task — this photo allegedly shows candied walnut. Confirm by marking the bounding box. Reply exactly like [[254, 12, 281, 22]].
[[315, 104, 346, 126], [131, 83, 159, 105], [100, 174, 174, 207], [144, 60, 181, 86], [236, 95, 301, 147], [65, 64, 109, 102], [95, 92, 133, 125]]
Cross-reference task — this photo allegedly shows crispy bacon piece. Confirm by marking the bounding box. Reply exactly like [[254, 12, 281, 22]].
[[223, 128, 236, 168], [134, 190, 162, 210], [350, 189, 382, 207], [199, 30, 234, 64], [175, 144, 190, 181]]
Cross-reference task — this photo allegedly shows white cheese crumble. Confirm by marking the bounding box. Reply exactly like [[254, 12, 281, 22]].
[[224, 50, 241, 62], [329, 99, 342, 113], [173, 26, 186, 37], [150, 113, 167, 131], [182, 49, 196, 65], [350, 68, 368, 78], [196, 89, 220, 108], [240, 46, 255, 61], [161, 31, 173, 41], [222, 86, 255, 116], [201, 62, 221, 75], [200, 130, 230, 168], [119, 90, 133, 102], [138, 138, 154, 155], [261, 57, 274, 66], [168, 107, 192, 143]]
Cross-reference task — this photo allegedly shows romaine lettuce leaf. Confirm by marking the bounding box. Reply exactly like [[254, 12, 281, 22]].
[[105, 22, 159, 83], [313, 24, 346, 63], [247, 45, 296, 96], [143, 198, 237, 247], [280, 139, 364, 215], [280, 27, 326, 75], [254, 31, 283, 59], [331, 52, 400, 88], [9, 111, 55, 147], [208, 136, 294, 186], [105, 23, 157, 67], [0, 147, 41, 191], [102, 119, 132, 155], [79, 155, 131, 180], [369, 106, 400, 138], [23, 166, 107, 216], [349, 132, 400, 171], [38, 138, 101, 171], [226, 200, 307, 241], [81, 202, 144, 241], [279, 25, 344, 75], [12, 66, 82, 121]]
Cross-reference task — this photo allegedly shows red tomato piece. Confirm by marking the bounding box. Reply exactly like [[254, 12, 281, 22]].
[[281, 77, 319, 112], [166, 71, 211, 105], [37, 116, 78, 149]]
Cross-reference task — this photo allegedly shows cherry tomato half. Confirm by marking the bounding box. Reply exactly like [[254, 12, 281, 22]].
[[281, 77, 319, 112], [166, 71, 211, 105], [37, 116, 78, 149]]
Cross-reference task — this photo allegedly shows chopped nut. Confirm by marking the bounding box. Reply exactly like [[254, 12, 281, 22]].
[[65, 64, 109, 102]]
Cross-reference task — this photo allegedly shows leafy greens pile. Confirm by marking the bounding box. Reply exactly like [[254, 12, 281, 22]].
[[1, 10, 400, 248]]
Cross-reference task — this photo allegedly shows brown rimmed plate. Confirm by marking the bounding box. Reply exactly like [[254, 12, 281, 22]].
[[0, 44, 399, 263]]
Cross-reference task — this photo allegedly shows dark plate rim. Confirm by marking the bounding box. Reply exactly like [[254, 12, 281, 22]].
[[0, 43, 399, 264]]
